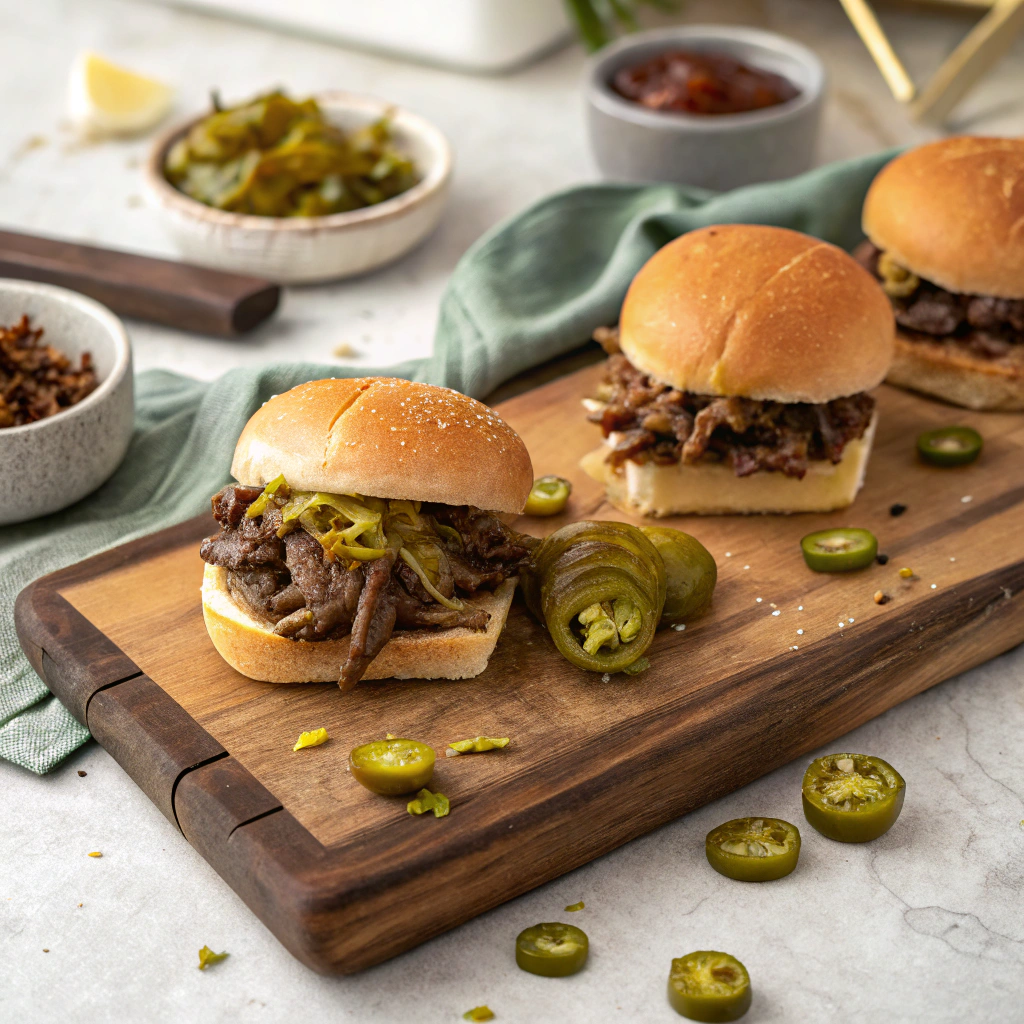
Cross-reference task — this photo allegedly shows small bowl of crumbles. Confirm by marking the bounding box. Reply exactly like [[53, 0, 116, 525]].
[[0, 279, 133, 525]]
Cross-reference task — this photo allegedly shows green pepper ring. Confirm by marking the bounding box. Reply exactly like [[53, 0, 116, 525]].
[[916, 426, 983, 467], [515, 922, 589, 977], [800, 528, 878, 573], [668, 950, 752, 1021], [705, 817, 801, 882], [802, 753, 906, 843], [524, 476, 573, 517], [349, 739, 436, 796]]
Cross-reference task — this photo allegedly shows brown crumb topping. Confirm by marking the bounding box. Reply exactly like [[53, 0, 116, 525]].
[[0, 315, 98, 428]]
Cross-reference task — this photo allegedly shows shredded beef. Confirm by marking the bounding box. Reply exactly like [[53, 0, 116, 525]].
[[854, 241, 1024, 357], [340, 552, 399, 690], [590, 351, 875, 479], [200, 490, 287, 571], [200, 486, 535, 688], [282, 529, 363, 640]]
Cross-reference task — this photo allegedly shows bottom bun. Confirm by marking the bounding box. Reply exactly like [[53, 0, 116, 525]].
[[581, 416, 876, 516], [202, 563, 517, 684], [886, 332, 1024, 411]]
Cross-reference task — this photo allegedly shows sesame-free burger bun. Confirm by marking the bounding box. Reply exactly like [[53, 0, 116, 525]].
[[231, 377, 534, 513], [863, 136, 1024, 299], [619, 224, 895, 404]]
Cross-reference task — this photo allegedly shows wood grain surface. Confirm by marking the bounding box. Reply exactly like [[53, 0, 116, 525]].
[[0, 229, 280, 336], [17, 365, 1024, 973]]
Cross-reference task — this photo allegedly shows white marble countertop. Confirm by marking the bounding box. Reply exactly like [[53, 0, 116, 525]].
[[2, 2, 1023, 1021]]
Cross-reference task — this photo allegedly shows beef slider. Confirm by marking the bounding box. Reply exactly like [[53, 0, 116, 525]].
[[580, 224, 894, 516], [861, 136, 1024, 410], [199, 376, 535, 687]]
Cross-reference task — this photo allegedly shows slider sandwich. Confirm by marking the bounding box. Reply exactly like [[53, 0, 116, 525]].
[[583, 224, 895, 515], [857, 136, 1024, 411], [200, 378, 536, 688]]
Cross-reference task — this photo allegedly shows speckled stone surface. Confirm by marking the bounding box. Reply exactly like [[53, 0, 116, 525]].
[[1, 1, 1023, 1021], [0, 281, 133, 525]]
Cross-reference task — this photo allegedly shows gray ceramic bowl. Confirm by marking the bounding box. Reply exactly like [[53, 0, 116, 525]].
[[586, 25, 825, 191], [0, 280, 133, 526]]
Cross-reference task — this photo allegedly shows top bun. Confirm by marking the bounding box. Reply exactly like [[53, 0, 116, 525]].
[[863, 136, 1024, 299], [619, 224, 894, 404], [232, 378, 534, 513]]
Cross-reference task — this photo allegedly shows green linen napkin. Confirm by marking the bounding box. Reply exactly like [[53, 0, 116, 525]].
[[0, 148, 896, 774]]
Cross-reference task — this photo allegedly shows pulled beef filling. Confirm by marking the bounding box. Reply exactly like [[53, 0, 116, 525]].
[[854, 241, 1024, 359], [589, 343, 875, 480], [200, 486, 536, 688]]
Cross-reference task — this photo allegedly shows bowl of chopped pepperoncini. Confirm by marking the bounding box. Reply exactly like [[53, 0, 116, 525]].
[[144, 90, 452, 283]]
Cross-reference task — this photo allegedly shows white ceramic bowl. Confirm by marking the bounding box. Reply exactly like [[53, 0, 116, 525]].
[[0, 280, 133, 526], [144, 92, 453, 284]]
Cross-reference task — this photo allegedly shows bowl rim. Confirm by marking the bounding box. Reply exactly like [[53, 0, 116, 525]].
[[586, 24, 825, 132], [144, 90, 453, 232], [0, 278, 131, 438]]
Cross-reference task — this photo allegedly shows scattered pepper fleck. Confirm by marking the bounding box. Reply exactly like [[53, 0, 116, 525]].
[[898, 567, 914, 579], [447, 737, 510, 755], [889, 503, 907, 516], [876, 553, 889, 565], [77, 770, 87, 777], [874, 591, 890, 605], [198, 945, 229, 970], [87, 851, 102, 858], [293, 728, 329, 751], [463, 1008, 495, 1022], [565, 900, 585, 912], [407, 788, 450, 818]]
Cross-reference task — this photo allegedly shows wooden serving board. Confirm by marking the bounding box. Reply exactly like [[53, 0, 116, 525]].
[[15, 364, 1024, 974]]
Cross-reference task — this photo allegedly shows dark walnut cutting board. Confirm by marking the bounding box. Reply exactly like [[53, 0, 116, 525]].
[[15, 364, 1024, 974]]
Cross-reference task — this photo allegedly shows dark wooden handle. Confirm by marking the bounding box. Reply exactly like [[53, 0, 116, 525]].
[[0, 228, 280, 337]]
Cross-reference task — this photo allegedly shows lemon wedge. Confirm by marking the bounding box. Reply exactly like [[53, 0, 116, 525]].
[[68, 51, 173, 137]]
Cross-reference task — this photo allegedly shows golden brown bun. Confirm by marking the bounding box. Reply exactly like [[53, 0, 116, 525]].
[[231, 378, 534, 513], [886, 332, 1024, 411], [202, 564, 517, 683], [581, 416, 876, 516], [619, 225, 895, 404], [863, 137, 1024, 299]]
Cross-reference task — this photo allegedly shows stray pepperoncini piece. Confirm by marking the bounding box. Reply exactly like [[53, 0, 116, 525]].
[[198, 945, 229, 970], [245, 473, 289, 518], [447, 736, 510, 755], [877, 251, 920, 298], [407, 788, 450, 818], [463, 1008, 495, 1022], [564, 900, 585, 912], [293, 728, 329, 751]]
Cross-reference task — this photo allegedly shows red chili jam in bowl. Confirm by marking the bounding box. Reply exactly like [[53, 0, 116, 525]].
[[612, 50, 800, 116]]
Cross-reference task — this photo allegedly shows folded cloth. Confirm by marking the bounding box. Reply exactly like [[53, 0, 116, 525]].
[[0, 148, 896, 773]]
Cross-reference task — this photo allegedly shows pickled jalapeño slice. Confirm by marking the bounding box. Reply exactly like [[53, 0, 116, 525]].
[[668, 951, 752, 1021], [802, 753, 905, 842], [917, 426, 982, 467], [349, 738, 435, 796], [705, 817, 800, 882], [800, 528, 877, 572], [515, 922, 588, 977]]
